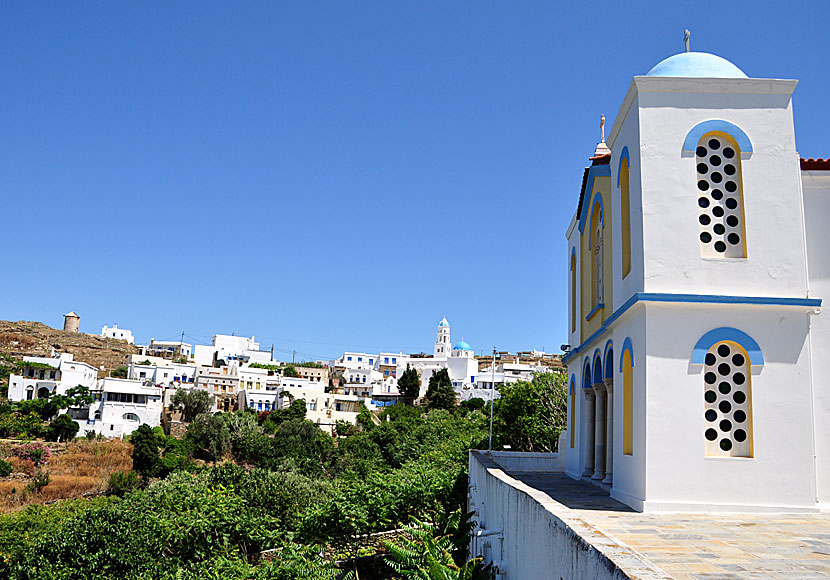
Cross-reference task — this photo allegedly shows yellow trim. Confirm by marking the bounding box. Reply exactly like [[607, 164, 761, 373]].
[[699, 131, 748, 259], [620, 158, 631, 278], [570, 254, 577, 333], [589, 202, 602, 311], [569, 381, 575, 448], [622, 350, 633, 455]]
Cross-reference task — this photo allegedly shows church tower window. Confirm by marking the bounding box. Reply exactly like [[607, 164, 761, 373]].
[[619, 153, 631, 278], [703, 341, 753, 457], [589, 200, 604, 310], [569, 377, 575, 448], [696, 134, 746, 258], [570, 251, 577, 332]]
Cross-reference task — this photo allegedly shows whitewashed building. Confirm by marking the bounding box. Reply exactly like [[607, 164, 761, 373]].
[[83, 378, 164, 438], [193, 334, 272, 366], [8, 353, 98, 401], [561, 50, 829, 512], [101, 324, 135, 344], [146, 339, 192, 360]]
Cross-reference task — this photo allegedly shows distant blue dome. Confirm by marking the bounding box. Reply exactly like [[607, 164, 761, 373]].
[[438, 317, 449, 327], [453, 340, 472, 351], [646, 52, 747, 79]]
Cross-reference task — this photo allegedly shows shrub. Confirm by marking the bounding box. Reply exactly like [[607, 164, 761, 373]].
[[110, 365, 128, 378], [46, 414, 79, 442], [131, 424, 161, 477], [16, 443, 51, 467], [107, 470, 140, 497], [26, 470, 50, 494], [0, 458, 13, 477]]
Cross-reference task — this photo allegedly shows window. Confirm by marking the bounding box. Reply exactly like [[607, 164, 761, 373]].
[[622, 348, 634, 455], [392, 358, 397, 364], [358, 357, 362, 362], [123, 413, 140, 422], [384, 357, 389, 364], [369, 359, 373, 364], [620, 155, 631, 277], [347, 356, 352, 361], [703, 341, 752, 457], [696, 135, 746, 258], [569, 378, 575, 448], [94, 411, 101, 420]]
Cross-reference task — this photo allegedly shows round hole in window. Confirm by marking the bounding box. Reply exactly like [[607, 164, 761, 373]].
[[719, 400, 732, 413], [725, 197, 738, 210], [719, 419, 732, 432], [712, 206, 725, 218], [708, 139, 720, 150], [725, 181, 737, 193], [723, 147, 735, 159], [733, 391, 746, 404], [732, 353, 745, 366], [711, 189, 723, 200], [705, 372, 717, 384], [698, 197, 710, 208], [705, 409, 717, 422], [698, 180, 710, 191], [714, 223, 726, 235], [734, 429, 747, 442], [733, 372, 745, 385], [711, 172, 723, 183], [699, 214, 711, 226], [705, 428, 718, 441], [728, 233, 741, 245], [727, 215, 739, 227], [717, 344, 731, 357], [715, 241, 727, 253], [705, 353, 717, 365], [718, 382, 731, 395], [710, 155, 722, 167], [697, 163, 709, 174], [734, 409, 747, 423], [700, 232, 712, 243], [718, 363, 731, 376], [705, 390, 717, 403], [720, 439, 733, 451], [724, 164, 736, 175], [697, 146, 708, 157]]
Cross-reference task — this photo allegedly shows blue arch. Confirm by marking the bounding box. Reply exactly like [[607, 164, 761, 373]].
[[617, 146, 630, 187], [570, 374, 576, 389], [582, 360, 592, 390], [603, 341, 614, 379], [683, 120, 753, 154], [592, 350, 603, 384], [692, 327, 764, 366], [619, 337, 635, 372], [570, 247, 576, 268], [587, 193, 605, 246]]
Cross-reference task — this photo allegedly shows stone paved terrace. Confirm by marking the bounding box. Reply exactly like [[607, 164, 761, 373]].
[[511, 471, 830, 580]]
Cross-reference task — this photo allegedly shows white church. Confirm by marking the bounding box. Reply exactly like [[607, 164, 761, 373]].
[[562, 49, 829, 512]]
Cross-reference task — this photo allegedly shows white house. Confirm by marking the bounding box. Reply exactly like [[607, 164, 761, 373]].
[[146, 339, 192, 360], [562, 50, 828, 512], [193, 334, 272, 366], [8, 353, 98, 401], [83, 377, 164, 438], [101, 324, 135, 344]]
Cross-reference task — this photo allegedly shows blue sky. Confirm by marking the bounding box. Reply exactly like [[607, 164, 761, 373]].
[[2, 2, 827, 360]]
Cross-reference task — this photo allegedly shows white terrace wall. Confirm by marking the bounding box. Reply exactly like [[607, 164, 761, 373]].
[[468, 450, 670, 580]]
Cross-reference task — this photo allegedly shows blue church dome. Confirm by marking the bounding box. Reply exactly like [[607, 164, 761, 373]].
[[646, 52, 747, 79], [438, 317, 449, 327], [454, 340, 472, 351]]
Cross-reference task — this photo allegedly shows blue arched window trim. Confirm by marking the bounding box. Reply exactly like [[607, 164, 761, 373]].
[[570, 247, 576, 268], [683, 120, 753, 154], [587, 194, 605, 246], [592, 350, 603, 384], [617, 146, 630, 187], [692, 327, 764, 366], [582, 360, 592, 389], [603, 341, 614, 380], [619, 337, 635, 372]]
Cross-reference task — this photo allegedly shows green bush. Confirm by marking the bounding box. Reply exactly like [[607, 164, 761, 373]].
[[107, 470, 140, 497], [0, 458, 13, 477], [46, 414, 79, 442], [25, 470, 50, 494]]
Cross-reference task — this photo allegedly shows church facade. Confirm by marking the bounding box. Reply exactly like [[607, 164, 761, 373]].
[[562, 51, 830, 512]]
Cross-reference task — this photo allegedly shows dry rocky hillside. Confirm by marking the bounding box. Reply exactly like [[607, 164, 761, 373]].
[[0, 321, 139, 376]]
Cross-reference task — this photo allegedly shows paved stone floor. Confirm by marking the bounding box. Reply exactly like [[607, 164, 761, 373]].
[[511, 472, 830, 580]]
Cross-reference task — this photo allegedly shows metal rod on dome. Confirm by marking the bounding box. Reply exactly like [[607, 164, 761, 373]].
[[488, 346, 496, 452], [684, 29, 690, 53]]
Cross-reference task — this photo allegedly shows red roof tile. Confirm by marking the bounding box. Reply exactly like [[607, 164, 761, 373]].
[[801, 158, 830, 171]]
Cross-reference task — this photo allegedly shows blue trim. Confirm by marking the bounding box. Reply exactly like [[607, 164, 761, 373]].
[[585, 303, 604, 321], [603, 341, 614, 379], [617, 146, 630, 187], [683, 120, 753, 154], [619, 337, 635, 371], [577, 165, 611, 234], [692, 327, 764, 366], [570, 247, 576, 267], [562, 292, 821, 364], [582, 360, 592, 390], [592, 349, 603, 384], [587, 193, 605, 246]]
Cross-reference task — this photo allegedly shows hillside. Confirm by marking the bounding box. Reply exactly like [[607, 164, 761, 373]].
[[0, 321, 139, 376]]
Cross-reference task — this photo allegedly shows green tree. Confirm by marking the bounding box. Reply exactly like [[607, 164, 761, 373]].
[[171, 388, 213, 422], [110, 365, 128, 378], [495, 371, 568, 452], [426, 369, 456, 410], [398, 364, 421, 400], [283, 365, 300, 378], [46, 414, 79, 442], [131, 423, 161, 478], [185, 413, 232, 461]]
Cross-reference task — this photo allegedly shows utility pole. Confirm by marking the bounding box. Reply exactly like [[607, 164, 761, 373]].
[[488, 346, 496, 452], [292, 350, 296, 364], [270, 344, 274, 360]]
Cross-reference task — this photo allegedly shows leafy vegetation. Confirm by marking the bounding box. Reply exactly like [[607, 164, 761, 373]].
[[397, 365, 420, 400], [426, 369, 456, 409], [494, 371, 567, 452], [170, 388, 212, 422]]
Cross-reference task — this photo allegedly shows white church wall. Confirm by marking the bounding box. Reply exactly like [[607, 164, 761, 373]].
[[635, 78, 807, 298], [641, 303, 816, 512], [802, 170, 830, 506]]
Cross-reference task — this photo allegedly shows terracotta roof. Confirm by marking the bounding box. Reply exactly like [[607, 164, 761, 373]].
[[801, 158, 830, 171], [575, 167, 590, 221], [589, 153, 611, 165]]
